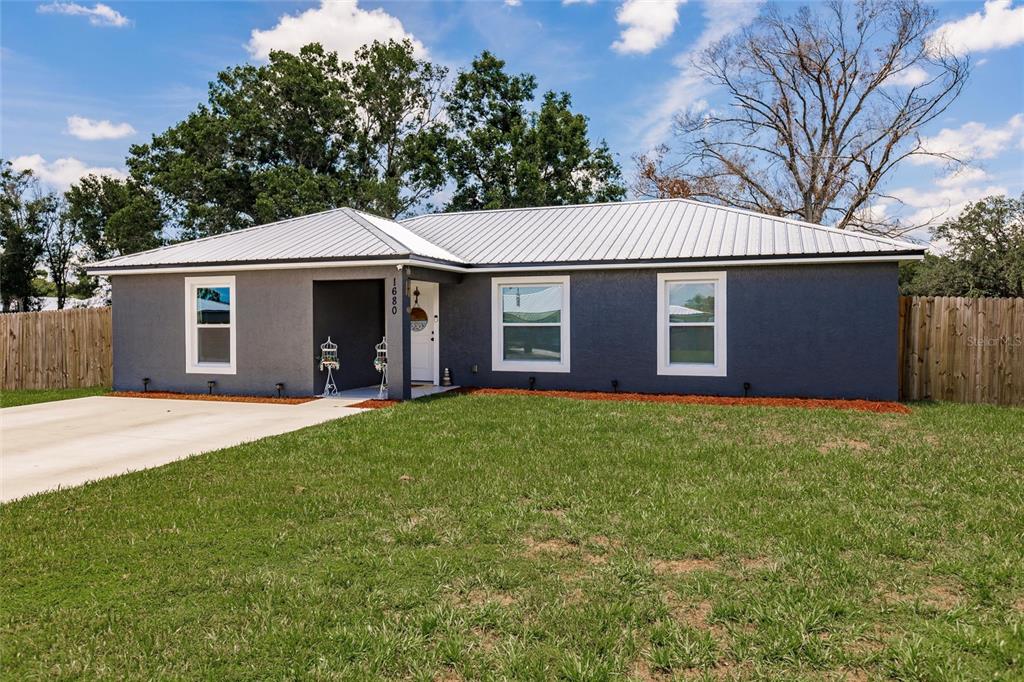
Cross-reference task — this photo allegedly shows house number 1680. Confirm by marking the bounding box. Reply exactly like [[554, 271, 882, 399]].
[[391, 278, 398, 315]]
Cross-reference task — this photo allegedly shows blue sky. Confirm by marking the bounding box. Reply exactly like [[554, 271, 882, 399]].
[[2, 0, 1023, 239]]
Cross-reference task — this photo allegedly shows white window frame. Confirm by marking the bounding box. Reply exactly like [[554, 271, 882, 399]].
[[657, 271, 727, 377], [185, 275, 237, 375], [491, 275, 571, 373]]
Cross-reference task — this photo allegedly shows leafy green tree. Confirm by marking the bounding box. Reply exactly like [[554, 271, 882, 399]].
[[344, 40, 449, 218], [38, 194, 79, 310], [0, 161, 47, 311], [901, 194, 1024, 297], [64, 175, 164, 260], [445, 52, 625, 211], [128, 41, 447, 237]]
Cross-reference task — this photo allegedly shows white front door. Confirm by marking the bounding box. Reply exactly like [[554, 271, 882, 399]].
[[410, 281, 437, 383]]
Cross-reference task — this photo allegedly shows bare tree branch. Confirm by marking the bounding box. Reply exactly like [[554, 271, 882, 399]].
[[634, 0, 970, 235]]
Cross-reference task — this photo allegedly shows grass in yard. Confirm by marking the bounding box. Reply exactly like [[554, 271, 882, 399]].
[[2, 394, 1023, 680], [0, 385, 109, 408]]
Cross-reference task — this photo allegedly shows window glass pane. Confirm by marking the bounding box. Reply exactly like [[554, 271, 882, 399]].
[[668, 282, 715, 323], [197, 327, 231, 364], [501, 285, 561, 323], [669, 326, 715, 364], [197, 287, 231, 324], [503, 326, 561, 362]]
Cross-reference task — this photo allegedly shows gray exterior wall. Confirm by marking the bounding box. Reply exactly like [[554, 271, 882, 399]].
[[111, 265, 406, 397], [438, 263, 900, 401], [111, 261, 900, 401]]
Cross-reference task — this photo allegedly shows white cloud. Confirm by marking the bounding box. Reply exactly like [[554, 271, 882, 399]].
[[636, 0, 762, 148], [913, 113, 1024, 165], [246, 0, 427, 62], [563, 0, 597, 5], [930, 0, 1024, 55], [891, 171, 1007, 227], [612, 0, 686, 55], [37, 2, 131, 28], [935, 166, 990, 188], [66, 115, 135, 141], [11, 155, 126, 190], [882, 65, 929, 88], [504, 0, 522, 6]]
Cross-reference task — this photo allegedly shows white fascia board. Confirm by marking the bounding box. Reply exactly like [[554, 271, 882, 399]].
[[87, 253, 922, 276]]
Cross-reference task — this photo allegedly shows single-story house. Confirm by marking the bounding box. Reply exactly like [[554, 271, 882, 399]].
[[87, 199, 924, 401]]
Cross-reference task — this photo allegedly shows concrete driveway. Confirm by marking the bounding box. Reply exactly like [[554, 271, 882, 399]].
[[1, 396, 365, 503]]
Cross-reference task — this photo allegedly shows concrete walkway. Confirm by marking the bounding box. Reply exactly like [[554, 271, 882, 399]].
[[1, 396, 364, 503]]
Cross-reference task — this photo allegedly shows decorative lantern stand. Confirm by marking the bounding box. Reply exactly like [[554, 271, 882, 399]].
[[319, 336, 340, 397], [373, 336, 388, 399]]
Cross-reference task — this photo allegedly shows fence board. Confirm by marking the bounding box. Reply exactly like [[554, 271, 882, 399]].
[[899, 296, 1024, 406], [1, 307, 112, 391]]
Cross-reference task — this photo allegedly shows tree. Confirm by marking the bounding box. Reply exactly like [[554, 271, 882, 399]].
[[445, 52, 625, 211], [38, 195, 79, 310], [901, 194, 1024, 297], [0, 161, 47, 312], [634, 0, 969, 234], [64, 175, 164, 260], [344, 40, 449, 218], [128, 41, 448, 238]]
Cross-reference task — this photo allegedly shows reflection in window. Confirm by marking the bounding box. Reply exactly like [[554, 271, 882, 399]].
[[186, 277, 235, 373], [667, 281, 716, 364], [500, 284, 563, 362]]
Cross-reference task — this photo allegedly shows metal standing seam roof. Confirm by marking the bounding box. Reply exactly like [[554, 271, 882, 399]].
[[399, 198, 923, 265], [88, 198, 923, 272], [88, 207, 464, 270]]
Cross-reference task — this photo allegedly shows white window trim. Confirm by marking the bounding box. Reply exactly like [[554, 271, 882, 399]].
[[491, 275, 571, 373], [185, 275, 237, 375], [657, 271, 727, 377]]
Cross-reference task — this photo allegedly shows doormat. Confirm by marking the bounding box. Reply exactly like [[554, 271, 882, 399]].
[[109, 391, 317, 405], [457, 388, 911, 414]]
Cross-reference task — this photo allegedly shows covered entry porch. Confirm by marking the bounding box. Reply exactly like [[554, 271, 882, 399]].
[[311, 265, 458, 401]]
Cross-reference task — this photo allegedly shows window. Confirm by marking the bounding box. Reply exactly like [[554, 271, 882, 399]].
[[185, 275, 236, 374], [657, 271, 726, 377], [491, 275, 570, 373]]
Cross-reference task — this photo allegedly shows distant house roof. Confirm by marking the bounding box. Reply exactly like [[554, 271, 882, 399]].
[[88, 199, 923, 274]]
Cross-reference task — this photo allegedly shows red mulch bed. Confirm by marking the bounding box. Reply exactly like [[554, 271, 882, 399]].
[[109, 391, 317, 405], [350, 399, 400, 409], [460, 387, 910, 414]]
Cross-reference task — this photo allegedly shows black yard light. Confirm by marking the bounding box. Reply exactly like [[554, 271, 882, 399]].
[[611, 379, 619, 392], [142, 377, 150, 392], [528, 376, 536, 391], [207, 380, 216, 395], [743, 382, 751, 397], [275, 382, 285, 398]]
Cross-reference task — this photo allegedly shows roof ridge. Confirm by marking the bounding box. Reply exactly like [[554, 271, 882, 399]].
[[343, 208, 411, 255], [90, 206, 355, 267], [401, 197, 666, 221]]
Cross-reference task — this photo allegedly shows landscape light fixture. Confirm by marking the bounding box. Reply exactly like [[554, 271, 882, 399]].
[[743, 382, 751, 397], [611, 379, 619, 392], [528, 376, 536, 391], [142, 377, 150, 392], [207, 380, 216, 395], [275, 382, 284, 398]]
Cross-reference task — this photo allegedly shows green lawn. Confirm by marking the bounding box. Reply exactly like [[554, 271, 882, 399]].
[[2, 395, 1022, 680], [0, 385, 109, 408]]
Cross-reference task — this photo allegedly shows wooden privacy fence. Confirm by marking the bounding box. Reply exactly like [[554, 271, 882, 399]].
[[899, 296, 1024, 406], [1, 307, 112, 391]]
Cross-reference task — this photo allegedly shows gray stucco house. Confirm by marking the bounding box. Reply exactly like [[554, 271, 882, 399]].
[[88, 199, 924, 401]]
